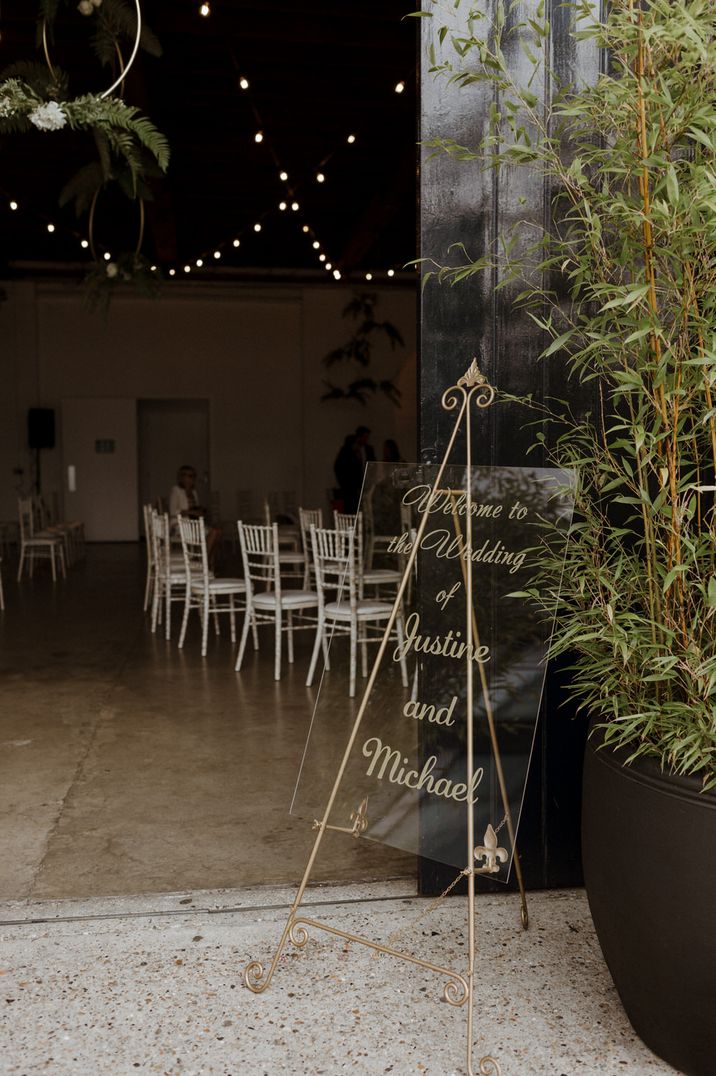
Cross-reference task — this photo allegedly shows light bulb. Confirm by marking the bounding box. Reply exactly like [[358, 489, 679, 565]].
[[184, 265, 191, 273], [279, 201, 287, 211], [233, 238, 240, 247], [196, 258, 203, 267], [291, 201, 299, 211], [169, 268, 176, 277], [302, 225, 309, 233], [325, 262, 332, 271], [47, 223, 55, 233], [333, 269, 341, 280], [312, 241, 320, 249], [387, 269, 395, 277], [9, 200, 18, 211], [103, 252, 111, 261], [347, 134, 356, 144], [279, 170, 288, 181], [395, 80, 405, 94], [214, 250, 221, 259], [316, 172, 325, 183], [254, 222, 262, 232], [239, 76, 249, 90], [150, 265, 157, 272], [319, 253, 326, 262], [81, 239, 89, 249], [365, 272, 372, 281], [199, 2, 210, 16], [255, 131, 264, 143]]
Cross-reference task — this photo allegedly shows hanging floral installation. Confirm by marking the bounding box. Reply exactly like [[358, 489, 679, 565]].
[[0, 0, 169, 308]]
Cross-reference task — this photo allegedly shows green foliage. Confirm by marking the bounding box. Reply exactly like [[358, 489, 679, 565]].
[[321, 293, 405, 406], [84, 251, 160, 318], [425, 0, 716, 788]]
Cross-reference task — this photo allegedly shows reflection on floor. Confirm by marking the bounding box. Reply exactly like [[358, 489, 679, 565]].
[[0, 543, 414, 901]]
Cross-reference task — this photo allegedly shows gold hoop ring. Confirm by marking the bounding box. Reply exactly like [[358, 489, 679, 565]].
[[41, 0, 142, 99]]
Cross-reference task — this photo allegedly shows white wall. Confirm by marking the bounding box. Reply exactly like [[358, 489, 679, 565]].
[[0, 279, 417, 529]]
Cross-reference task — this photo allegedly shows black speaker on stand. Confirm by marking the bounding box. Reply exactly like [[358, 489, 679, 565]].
[[27, 408, 55, 494]]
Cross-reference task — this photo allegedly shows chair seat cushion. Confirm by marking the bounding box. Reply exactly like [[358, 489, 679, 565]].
[[325, 599, 392, 619], [363, 569, 401, 584], [253, 589, 317, 609], [278, 551, 305, 565], [191, 577, 247, 593]]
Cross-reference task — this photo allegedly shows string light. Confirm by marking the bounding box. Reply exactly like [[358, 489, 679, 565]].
[[347, 134, 356, 144], [279, 171, 288, 181], [387, 269, 395, 277], [325, 262, 332, 271], [196, 258, 203, 267], [394, 80, 405, 94], [150, 265, 157, 272], [239, 76, 249, 90], [316, 172, 325, 183], [103, 251, 111, 260], [312, 241, 320, 249], [302, 225, 309, 233], [169, 268, 176, 276], [184, 264, 191, 273], [319, 253, 326, 262], [279, 201, 287, 211], [80, 239, 89, 249], [213, 250, 221, 259], [47, 223, 55, 233], [254, 222, 262, 232], [199, 2, 210, 16], [291, 201, 299, 211], [365, 272, 373, 280], [333, 269, 342, 280], [9, 200, 18, 211], [254, 131, 264, 143], [233, 238, 241, 247]]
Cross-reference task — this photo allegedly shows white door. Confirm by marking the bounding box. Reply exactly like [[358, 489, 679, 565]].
[[61, 397, 138, 541]]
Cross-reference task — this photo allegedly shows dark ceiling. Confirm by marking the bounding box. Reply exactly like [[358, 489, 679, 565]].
[[0, 0, 418, 281]]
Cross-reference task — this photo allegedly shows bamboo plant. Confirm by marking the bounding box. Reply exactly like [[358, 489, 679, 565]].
[[421, 0, 716, 787]]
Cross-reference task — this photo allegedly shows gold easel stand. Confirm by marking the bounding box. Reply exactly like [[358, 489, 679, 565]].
[[244, 361, 529, 1076]]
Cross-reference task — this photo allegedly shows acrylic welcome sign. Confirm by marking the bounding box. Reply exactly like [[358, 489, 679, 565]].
[[291, 460, 575, 880]]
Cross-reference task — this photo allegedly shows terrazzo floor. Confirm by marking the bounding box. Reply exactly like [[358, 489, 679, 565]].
[[0, 883, 679, 1076]]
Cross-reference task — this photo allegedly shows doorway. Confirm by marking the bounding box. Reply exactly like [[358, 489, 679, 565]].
[[137, 399, 210, 526]]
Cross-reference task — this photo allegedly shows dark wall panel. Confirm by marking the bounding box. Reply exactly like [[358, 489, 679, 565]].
[[418, 0, 600, 892]]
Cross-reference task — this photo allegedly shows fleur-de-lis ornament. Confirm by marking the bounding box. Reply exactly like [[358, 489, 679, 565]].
[[474, 824, 508, 874]]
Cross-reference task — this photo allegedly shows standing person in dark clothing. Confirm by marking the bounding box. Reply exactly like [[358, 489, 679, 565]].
[[354, 425, 376, 471], [334, 434, 363, 513]]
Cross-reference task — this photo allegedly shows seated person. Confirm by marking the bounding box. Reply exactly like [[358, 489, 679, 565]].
[[169, 465, 221, 566]]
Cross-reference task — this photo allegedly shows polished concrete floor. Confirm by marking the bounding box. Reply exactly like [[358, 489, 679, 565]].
[[0, 544, 413, 901]]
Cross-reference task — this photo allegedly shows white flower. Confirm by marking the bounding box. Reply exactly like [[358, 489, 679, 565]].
[[77, 0, 94, 14], [0, 98, 13, 118], [29, 101, 67, 131], [105, 263, 118, 278]]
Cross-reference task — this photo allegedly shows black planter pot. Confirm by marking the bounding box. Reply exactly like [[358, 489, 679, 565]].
[[582, 727, 716, 1075]]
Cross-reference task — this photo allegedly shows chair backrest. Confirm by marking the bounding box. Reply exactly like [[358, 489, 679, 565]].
[[178, 516, 209, 585], [334, 510, 365, 565], [18, 498, 35, 540], [298, 507, 323, 555], [310, 525, 358, 611], [237, 522, 281, 603], [142, 504, 154, 565], [37, 495, 52, 528], [151, 510, 173, 580]]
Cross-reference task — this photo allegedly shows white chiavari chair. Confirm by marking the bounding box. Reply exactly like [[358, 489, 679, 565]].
[[235, 521, 317, 680], [307, 525, 409, 698], [298, 506, 323, 587], [150, 510, 188, 639], [17, 497, 66, 581], [177, 516, 248, 656], [334, 509, 402, 596]]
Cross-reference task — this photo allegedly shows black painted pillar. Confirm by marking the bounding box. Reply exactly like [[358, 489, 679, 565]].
[[418, 0, 600, 891]]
